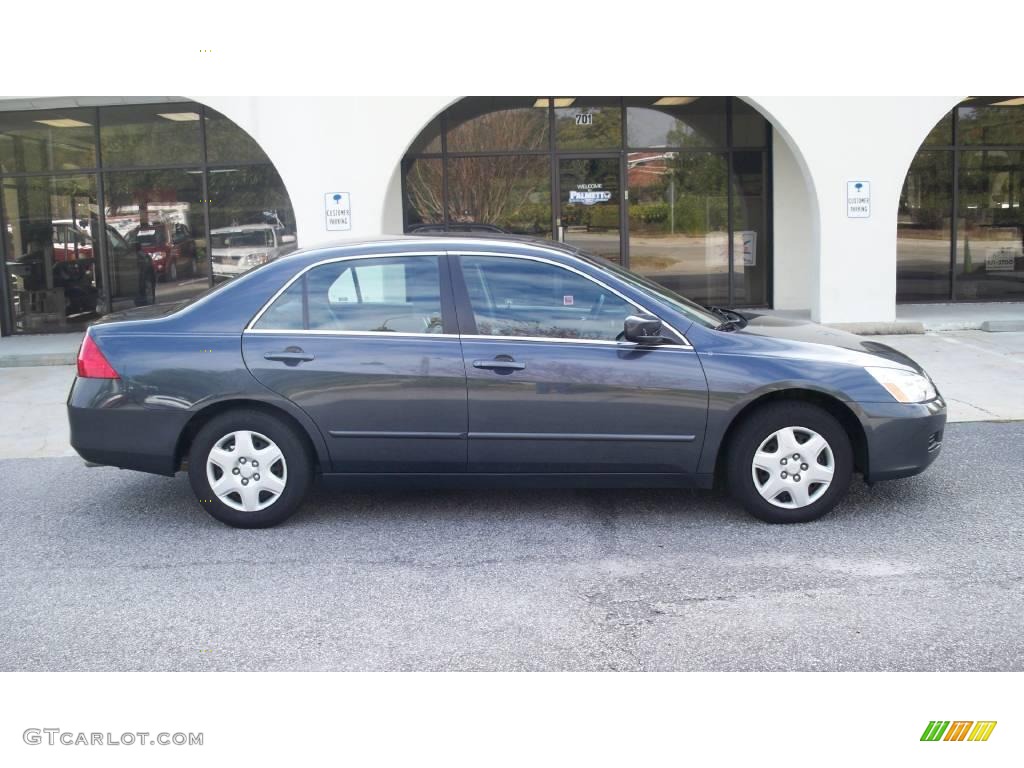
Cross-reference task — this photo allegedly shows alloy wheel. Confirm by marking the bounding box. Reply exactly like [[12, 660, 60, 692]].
[[751, 426, 834, 509], [206, 430, 288, 512]]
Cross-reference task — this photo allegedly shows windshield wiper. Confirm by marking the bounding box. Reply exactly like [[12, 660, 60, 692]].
[[706, 305, 748, 331]]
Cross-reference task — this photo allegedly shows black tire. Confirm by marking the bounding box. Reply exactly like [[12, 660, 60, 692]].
[[187, 409, 313, 528], [726, 401, 853, 524]]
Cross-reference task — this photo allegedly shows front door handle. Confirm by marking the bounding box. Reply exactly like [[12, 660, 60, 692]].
[[473, 358, 526, 371], [264, 348, 315, 365]]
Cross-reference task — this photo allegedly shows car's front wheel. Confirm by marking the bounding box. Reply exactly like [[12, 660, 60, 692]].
[[726, 402, 853, 523], [187, 409, 313, 528]]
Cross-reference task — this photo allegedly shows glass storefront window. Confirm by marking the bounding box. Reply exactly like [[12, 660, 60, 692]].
[[730, 151, 768, 305], [3, 174, 101, 332], [445, 98, 549, 153], [205, 107, 272, 164], [103, 170, 209, 306], [897, 152, 952, 302], [403, 158, 444, 228], [958, 98, 1024, 146], [923, 110, 953, 146], [447, 156, 551, 235], [555, 99, 622, 151], [559, 157, 621, 263], [898, 98, 1024, 303], [627, 152, 729, 303], [0, 101, 296, 335], [207, 165, 296, 282], [956, 150, 1024, 301], [626, 97, 727, 148], [100, 104, 202, 167], [402, 97, 773, 308], [731, 100, 769, 148], [0, 109, 96, 174]]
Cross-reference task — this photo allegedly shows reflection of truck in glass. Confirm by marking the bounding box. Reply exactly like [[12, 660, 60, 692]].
[[211, 224, 296, 278]]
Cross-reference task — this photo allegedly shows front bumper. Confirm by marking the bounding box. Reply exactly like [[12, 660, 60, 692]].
[[860, 396, 947, 482]]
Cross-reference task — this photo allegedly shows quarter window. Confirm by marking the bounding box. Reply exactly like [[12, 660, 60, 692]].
[[460, 256, 636, 341], [254, 256, 444, 334]]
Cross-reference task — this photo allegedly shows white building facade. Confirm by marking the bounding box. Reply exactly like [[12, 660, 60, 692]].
[[2, 94, 1021, 336]]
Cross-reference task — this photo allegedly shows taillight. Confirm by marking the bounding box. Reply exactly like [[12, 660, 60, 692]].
[[77, 335, 119, 379]]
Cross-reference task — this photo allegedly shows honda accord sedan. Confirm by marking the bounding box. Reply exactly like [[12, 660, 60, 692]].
[[68, 237, 946, 528]]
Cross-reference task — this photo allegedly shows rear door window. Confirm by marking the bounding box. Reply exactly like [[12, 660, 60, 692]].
[[253, 255, 445, 334]]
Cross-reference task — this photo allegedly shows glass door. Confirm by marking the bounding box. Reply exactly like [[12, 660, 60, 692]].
[[557, 156, 623, 264]]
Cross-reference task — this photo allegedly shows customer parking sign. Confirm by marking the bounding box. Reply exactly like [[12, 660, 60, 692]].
[[325, 192, 352, 231]]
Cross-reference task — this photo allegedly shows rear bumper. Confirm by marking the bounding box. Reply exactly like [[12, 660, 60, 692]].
[[67, 377, 188, 476], [860, 396, 947, 482]]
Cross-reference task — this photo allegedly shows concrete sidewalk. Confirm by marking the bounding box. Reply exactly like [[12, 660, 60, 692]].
[[2, 331, 1021, 461], [762, 301, 1024, 335]]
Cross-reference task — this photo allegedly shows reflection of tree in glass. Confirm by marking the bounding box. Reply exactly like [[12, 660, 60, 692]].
[[554, 108, 621, 150], [448, 156, 550, 233], [446, 110, 548, 153], [405, 160, 444, 224]]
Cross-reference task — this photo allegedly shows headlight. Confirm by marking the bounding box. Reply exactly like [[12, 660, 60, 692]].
[[864, 366, 937, 403], [239, 252, 269, 267]]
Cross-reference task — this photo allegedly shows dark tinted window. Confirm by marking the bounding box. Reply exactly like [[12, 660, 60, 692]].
[[460, 256, 634, 341]]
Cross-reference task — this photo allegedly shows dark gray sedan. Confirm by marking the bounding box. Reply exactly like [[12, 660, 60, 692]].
[[68, 237, 946, 528]]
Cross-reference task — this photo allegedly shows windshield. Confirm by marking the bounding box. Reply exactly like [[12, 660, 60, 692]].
[[579, 252, 721, 328], [212, 231, 271, 249], [134, 227, 166, 246]]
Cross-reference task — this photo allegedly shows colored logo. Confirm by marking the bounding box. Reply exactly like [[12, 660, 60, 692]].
[[921, 721, 997, 742]]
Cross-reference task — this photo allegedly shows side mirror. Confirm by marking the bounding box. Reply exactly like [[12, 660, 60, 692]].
[[623, 314, 665, 345]]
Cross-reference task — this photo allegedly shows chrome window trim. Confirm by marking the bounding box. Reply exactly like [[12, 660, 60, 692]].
[[449, 250, 693, 348], [246, 328, 458, 339], [245, 245, 693, 349], [460, 334, 695, 351]]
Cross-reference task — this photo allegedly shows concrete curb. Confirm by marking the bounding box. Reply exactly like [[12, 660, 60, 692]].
[[828, 321, 926, 336], [981, 319, 1024, 333], [0, 354, 77, 368]]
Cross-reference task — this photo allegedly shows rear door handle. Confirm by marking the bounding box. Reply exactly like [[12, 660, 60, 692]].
[[264, 349, 315, 365], [473, 358, 525, 371]]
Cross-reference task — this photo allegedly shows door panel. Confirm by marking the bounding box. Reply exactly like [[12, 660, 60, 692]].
[[462, 338, 707, 473], [242, 253, 467, 473], [451, 253, 708, 474], [243, 333, 467, 472]]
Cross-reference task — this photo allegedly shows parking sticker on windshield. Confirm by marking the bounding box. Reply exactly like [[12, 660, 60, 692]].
[[563, 295, 574, 306]]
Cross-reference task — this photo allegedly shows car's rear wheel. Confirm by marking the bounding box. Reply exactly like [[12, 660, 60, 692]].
[[726, 402, 853, 523], [187, 409, 313, 528]]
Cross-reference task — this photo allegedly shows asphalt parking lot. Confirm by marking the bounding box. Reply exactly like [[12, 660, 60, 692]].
[[1, 420, 1021, 672]]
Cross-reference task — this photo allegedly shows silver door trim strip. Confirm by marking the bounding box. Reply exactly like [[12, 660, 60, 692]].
[[468, 432, 696, 442], [329, 430, 466, 439]]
